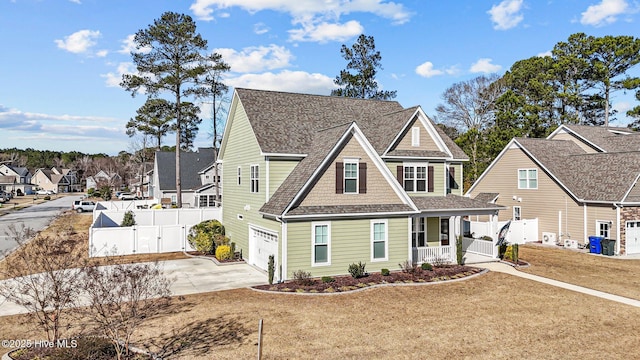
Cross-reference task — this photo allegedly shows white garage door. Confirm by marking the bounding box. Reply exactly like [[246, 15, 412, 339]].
[[250, 227, 278, 271], [626, 221, 640, 254]]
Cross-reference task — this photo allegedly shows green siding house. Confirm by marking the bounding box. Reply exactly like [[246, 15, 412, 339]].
[[219, 88, 502, 281]]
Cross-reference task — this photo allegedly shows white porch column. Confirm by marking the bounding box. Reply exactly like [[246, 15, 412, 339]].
[[491, 213, 499, 258]]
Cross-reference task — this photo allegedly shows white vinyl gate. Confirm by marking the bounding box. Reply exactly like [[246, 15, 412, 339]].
[[626, 221, 640, 254], [249, 226, 278, 271]]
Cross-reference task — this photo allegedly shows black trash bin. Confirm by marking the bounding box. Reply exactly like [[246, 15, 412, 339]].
[[601, 238, 615, 256]]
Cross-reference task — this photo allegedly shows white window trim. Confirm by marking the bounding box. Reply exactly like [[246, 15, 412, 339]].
[[513, 206, 521, 221], [596, 220, 611, 239], [250, 164, 259, 193], [237, 166, 242, 186], [371, 219, 388, 262], [312, 222, 331, 266], [403, 162, 428, 193], [411, 127, 420, 147], [517, 168, 538, 189], [343, 158, 359, 194]]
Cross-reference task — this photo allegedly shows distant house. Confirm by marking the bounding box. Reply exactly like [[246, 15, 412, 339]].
[[467, 124, 640, 255], [32, 167, 80, 193], [149, 148, 221, 208], [86, 170, 123, 192], [0, 164, 33, 194]]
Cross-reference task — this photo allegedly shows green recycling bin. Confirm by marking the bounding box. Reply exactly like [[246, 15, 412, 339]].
[[601, 238, 615, 256]]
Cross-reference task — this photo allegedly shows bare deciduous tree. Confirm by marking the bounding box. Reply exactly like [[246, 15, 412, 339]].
[[80, 259, 173, 360], [0, 224, 84, 343]]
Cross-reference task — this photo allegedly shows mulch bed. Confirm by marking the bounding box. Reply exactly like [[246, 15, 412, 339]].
[[254, 265, 484, 293]]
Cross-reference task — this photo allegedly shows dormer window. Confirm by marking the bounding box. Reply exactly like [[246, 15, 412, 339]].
[[335, 161, 367, 194], [344, 161, 358, 193]]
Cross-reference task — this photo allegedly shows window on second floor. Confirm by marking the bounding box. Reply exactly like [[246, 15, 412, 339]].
[[398, 164, 433, 193], [518, 169, 538, 189], [335, 161, 367, 194], [250, 165, 259, 193], [344, 161, 358, 193]]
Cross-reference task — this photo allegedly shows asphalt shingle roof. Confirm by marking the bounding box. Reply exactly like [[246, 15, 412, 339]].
[[156, 148, 215, 191], [563, 124, 639, 152], [411, 194, 504, 212]]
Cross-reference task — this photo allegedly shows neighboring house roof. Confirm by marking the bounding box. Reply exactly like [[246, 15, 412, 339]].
[[0, 176, 15, 184], [552, 124, 639, 153], [474, 192, 500, 204], [156, 148, 215, 191]]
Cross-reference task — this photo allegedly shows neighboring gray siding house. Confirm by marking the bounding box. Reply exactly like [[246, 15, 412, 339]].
[[0, 164, 33, 194], [468, 124, 640, 255], [150, 148, 221, 207]]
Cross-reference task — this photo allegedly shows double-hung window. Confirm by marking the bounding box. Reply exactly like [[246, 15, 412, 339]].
[[344, 161, 358, 193], [597, 221, 610, 239], [371, 220, 388, 261], [250, 165, 259, 193], [404, 165, 427, 192], [518, 169, 538, 189], [312, 222, 330, 265]]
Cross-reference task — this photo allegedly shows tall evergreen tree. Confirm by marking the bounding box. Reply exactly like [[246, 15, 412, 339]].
[[331, 34, 396, 100], [121, 12, 208, 208], [125, 98, 173, 149]]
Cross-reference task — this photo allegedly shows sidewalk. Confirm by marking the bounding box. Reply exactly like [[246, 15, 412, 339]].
[[474, 262, 640, 308]]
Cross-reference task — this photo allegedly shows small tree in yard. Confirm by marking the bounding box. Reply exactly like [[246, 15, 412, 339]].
[[121, 210, 136, 227], [0, 224, 84, 343], [80, 260, 173, 360]]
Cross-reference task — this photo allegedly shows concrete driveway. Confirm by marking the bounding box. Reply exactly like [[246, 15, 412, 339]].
[[0, 258, 267, 317]]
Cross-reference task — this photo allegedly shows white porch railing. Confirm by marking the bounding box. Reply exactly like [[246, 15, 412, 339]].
[[462, 237, 494, 257], [412, 246, 453, 264]]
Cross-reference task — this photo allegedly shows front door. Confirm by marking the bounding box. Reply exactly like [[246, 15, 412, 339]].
[[440, 218, 450, 246]]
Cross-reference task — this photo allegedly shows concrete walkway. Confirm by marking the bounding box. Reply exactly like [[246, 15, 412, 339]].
[[0, 258, 267, 317], [474, 262, 640, 308]]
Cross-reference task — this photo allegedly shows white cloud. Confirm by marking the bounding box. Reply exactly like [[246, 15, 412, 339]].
[[215, 45, 294, 73], [536, 50, 552, 57], [54, 29, 101, 54], [190, 0, 412, 42], [613, 101, 631, 114], [254, 22, 269, 35], [226, 70, 336, 94], [69, 0, 81, 3], [487, 0, 524, 30], [470, 58, 502, 73], [581, 0, 629, 26], [415, 62, 443, 78], [100, 62, 137, 87], [445, 65, 460, 75], [288, 20, 364, 43], [118, 34, 152, 55], [96, 50, 108, 57]]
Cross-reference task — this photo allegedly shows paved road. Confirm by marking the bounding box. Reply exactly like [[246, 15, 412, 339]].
[[0, 195, 83, 257]]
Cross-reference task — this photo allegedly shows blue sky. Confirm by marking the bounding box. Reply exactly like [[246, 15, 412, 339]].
[[1, 0, 639, 155]]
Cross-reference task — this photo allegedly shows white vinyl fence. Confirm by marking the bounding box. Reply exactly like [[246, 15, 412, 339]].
[[469, 218, 538, 245], [89, 207, 221, 257]]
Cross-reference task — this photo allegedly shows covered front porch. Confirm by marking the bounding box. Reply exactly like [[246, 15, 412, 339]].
[[409, 195, 506, 265]]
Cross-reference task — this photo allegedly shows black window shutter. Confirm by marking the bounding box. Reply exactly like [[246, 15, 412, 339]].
[[396, 165, 403, 184], [359, 163, 367, 194], [449, 166, 457, 189], [428, 166, 434, 192], [336, 162, 344, 194]]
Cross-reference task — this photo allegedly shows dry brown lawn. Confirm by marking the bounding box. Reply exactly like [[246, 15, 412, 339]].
[[518, 244, 640, 300], [1, 272, 639, 359]]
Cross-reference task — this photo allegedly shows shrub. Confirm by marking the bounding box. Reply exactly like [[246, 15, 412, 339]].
[[268, 255, 275, 285], [421, 262, 433, 271], [432, 256, 449, 267], [456, 235, 464, 265], [292, 270, 313, 286], [321, 276, 335, 283], [87, 188, 95, 197], [348, 261, 366, 278], [120, 211, 136, 227], [215, 245, 232, 261], [99, 186, 112, 201], [399, 260, 418, 274], [381, 268, 390, 276], [504, 245, 513, 261], [187, 219, 225, 254], [43, 195, 51, 201]]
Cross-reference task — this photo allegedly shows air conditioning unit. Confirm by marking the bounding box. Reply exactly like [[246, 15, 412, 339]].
[[542, 232, 556, 245], [564, 239, 578, 249]]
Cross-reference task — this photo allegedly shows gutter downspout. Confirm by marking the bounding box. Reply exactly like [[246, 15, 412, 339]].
[[274, 215, 286, 282], [615, 204, 621, 255], [583, 204, 588, 245]]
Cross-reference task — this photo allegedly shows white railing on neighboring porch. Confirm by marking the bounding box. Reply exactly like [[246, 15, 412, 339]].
[[413, 246, 452, 264], [462, 237, 494, 257]]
